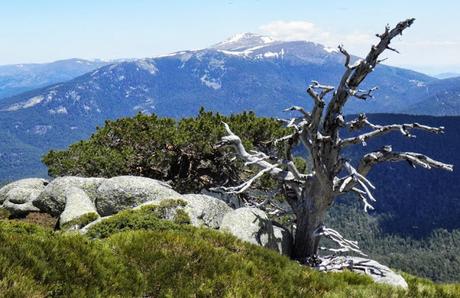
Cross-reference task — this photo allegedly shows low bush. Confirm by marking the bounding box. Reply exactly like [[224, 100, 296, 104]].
[[60, 212, 99, 230], [0, 208, 459, 297], [85, 199, 191, 239]]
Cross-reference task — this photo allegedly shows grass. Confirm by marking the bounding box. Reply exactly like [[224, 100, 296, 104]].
[[0, 202, 459, 297]]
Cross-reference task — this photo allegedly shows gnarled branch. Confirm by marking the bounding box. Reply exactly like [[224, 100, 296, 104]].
[[358, 146, 454, 176], [323, 18, 415, 140], [214, 122, 302, 186], [315, 225, 367, 256], [340, 120, 445, 147]]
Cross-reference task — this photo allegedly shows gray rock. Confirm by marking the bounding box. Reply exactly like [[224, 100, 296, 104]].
[[60, 187, 99, 228], [182, 194, 233, 229], [2, 200, 40, 215], [220, 207, 292, 256], [344, 256, 408, 289], [0, 178, 48, 216], [135, 199, 186, 221], [136, 194, 232, 229], [33, 176, 106, 216], [95, 176, 182, 216], [200, 189, 242, 209]]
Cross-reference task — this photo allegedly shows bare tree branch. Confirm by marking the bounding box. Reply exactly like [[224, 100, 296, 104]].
[[323, 18, 415, 139], [307, 86, 326, 133], [358, 146, 454, 176], [215, 122, 302, 183], [284, 105, 311, 119], [348, 87, 378, 100], [340, 120, 445, 147], [315, 225, 367, 256], [353, 188, 375, 212], [215, 19, 454, 263]]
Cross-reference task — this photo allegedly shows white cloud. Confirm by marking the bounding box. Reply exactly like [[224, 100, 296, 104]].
[[259, 20, 379, 57], [259, 20, 331, 43], [258, 20, 460, 73]]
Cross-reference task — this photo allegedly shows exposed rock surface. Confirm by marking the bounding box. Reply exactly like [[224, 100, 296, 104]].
[[345, 257, 408, 289], [33, 176, 106, 215], [59, 187, 99, 228], [0, 178, 48, 216], [318, 256, 408, 289], [182, 194, 233, 229], [220, 207, 292, 256], [95, 176, 182, 216], [200, 189, 242, 209]]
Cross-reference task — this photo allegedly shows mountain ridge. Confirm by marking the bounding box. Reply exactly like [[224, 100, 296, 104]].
[[0, 58, 111, 99], [0, 33, 454, 181]]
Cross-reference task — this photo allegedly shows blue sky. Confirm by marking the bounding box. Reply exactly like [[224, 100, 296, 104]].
[[1, 0, 459, 74]]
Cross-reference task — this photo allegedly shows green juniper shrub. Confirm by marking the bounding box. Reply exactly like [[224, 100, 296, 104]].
[[60, 212, 99, 230], [43, 109, 291, 193], [86, 199, 191, 239], [1, 209, 460, 297], [0, 220, 144, 297]]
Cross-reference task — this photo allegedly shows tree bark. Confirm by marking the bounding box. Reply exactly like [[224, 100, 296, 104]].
[[291, 194, 329, 260]]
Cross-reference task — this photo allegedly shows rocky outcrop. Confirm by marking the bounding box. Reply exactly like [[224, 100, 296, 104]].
[[220, 207, 292, 256], [0, 178, 48, 216], [59, 187, 99, 229], [182, 194, 233, 229], [200, 189, 242, 209], [95, 176, 182, 216], [33, 177, 105, 216], [348, 257, 408, 288]]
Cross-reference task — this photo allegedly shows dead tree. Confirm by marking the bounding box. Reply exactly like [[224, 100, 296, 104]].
[[214, 18, 453, 262]]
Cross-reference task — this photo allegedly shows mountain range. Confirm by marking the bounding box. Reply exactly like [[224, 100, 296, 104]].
[[0, 32, 458, 181], [0, 59, 110, 99]]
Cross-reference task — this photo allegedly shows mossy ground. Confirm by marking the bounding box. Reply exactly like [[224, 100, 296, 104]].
[[0, 205, 459, 297]]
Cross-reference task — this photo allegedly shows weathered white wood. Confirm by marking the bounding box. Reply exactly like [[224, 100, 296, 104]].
[[216, 18, 454, 262]]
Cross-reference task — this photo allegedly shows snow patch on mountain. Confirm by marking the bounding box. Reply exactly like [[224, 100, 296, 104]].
[[200, 73, 221, 90], [212, 33, 276, 51], [409, 79, 426, 87], [4, 95, 45, 111], [136, 59, 158, 75], [31, 125, 52, 135], [133, 97, 155, 113], [66, 91, 81, 102], [324, 47, 339, 53], [256, 49, 285, 59], [49, 106, 68, 115]]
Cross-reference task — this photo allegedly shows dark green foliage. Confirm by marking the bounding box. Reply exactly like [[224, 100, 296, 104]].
[[0, 221, 144, 297], [86, 199, 191, 239], [60, 212, 99, 230], [0, 207, 460, 297], [43, 109, 289, 193], [1, 209, 460, 297]]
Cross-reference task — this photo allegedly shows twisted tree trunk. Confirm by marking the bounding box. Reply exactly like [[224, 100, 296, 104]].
[[292, 204, 326, 260], [213, 19, 453, 264]]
